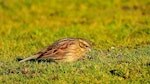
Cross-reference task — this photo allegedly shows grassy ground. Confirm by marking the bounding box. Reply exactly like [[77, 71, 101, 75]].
[[0, 0, 150, 83]]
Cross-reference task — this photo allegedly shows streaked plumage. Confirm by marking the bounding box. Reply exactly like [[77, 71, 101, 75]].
[[19, 38, 92, 62]]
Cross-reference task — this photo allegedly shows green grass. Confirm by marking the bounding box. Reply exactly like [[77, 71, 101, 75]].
[[0, 0, 150, 83]]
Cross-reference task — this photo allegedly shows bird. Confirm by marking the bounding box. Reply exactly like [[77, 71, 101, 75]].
[[19, 38, 92, 63]]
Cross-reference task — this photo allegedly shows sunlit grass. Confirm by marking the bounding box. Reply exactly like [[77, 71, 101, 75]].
[[0, 0, 150, 83]]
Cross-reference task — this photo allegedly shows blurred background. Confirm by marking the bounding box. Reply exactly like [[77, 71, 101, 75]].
[[0, 0, 150, 83], [0, 0, 150, 49]]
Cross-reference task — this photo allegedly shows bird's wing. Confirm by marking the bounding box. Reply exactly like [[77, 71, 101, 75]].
[[36, 39, 75, 60]]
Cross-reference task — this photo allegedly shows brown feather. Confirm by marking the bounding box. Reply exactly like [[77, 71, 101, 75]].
[[19, 38, 92, 62]]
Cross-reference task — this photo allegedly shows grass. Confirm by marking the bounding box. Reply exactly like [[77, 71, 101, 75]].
[[0, 0, 150, 83]]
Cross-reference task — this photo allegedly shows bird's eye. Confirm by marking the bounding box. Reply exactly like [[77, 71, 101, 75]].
[[79, 41, 90, 48], [85, 45, 88, 47]]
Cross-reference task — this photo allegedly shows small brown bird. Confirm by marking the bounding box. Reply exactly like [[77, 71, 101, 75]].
[[19, 38, 92, 62]]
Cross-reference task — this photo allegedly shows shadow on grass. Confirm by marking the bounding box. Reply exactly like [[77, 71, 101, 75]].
[[110, 69, 126, 79], [16, 58, 56, 63]]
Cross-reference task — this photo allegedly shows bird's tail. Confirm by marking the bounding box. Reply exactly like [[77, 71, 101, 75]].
[[19, 54, 40, 63]]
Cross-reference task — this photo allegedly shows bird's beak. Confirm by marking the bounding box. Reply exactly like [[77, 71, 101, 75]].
[[88, 48, 92, 52]]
